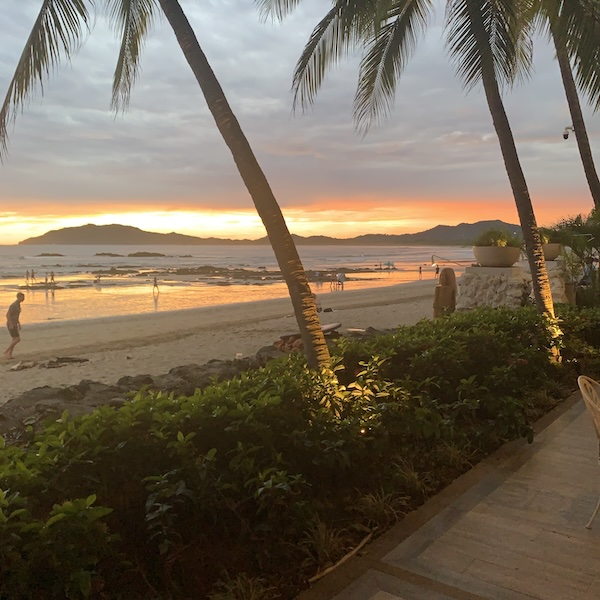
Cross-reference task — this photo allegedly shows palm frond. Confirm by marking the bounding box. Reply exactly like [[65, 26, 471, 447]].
[[105, 0, 158, 112], [445, 0, 533, 93], [291, 0, 394, 111], [530, 0, 600, 112], [560, 0, 600, 112], [353, 0, 433, 133], [0, 0, 90, 160], [255, 0, 305, 21]]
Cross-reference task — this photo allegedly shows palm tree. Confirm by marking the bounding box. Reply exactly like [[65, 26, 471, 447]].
[[554, 38, 600, 208], [260, 0, 555, 318], [447, 0, 554, 317], [540, 1, 600, 207], [0, 0, 330, 368]]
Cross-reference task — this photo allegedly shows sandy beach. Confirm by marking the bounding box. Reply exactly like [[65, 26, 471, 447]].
[[1, 280, 438, 406]]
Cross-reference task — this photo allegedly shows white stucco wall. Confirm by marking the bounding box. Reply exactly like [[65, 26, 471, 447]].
[[457, 260, 568, 310]]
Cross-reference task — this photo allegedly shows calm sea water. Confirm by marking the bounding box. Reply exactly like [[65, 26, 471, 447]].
[[0, 244, 474, 325]]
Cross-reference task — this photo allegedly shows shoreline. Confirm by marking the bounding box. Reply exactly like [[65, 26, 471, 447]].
[[0, 242, 473, 326], [0, 270, 439, 327], [1, 280, 438, 406]]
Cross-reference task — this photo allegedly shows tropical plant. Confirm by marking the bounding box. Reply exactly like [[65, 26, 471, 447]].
[[552, 210, 600, 304], [553, 211, 600, 261], [0, 0, 330, 369], [538, 226, 562, 244], [258, 0, 559, 325], [473, 228, 522, 247]]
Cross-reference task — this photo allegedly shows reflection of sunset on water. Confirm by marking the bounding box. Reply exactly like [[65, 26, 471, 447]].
[[0, 243, 475, 325]]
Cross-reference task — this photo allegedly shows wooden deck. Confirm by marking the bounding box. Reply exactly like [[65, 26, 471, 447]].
[[298, 394, 600, 600]]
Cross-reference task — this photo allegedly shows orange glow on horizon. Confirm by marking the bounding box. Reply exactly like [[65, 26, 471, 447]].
[[0, 192, 594, 245]]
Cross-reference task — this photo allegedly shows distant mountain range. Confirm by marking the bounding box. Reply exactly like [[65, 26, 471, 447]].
[[18, 220, 522, 246]]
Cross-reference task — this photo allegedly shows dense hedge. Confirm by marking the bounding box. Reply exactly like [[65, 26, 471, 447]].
[[1, 305, 599, 599]]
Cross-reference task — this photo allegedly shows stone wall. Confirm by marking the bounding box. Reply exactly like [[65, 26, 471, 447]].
[[457, 260, 569, 310]]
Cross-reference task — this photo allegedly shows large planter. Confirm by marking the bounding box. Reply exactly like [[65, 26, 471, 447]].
[[473, 246, 521, 268], [543, 243, 562, 261]]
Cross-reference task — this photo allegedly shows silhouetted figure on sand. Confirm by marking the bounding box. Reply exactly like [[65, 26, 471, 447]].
[[4, 292, 25, 359]]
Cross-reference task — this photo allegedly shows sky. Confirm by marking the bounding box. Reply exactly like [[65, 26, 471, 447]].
[[0, 0, 599, 245]]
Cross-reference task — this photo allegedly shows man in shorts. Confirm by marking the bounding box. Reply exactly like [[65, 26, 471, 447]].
[[4, 292, 25, 359]]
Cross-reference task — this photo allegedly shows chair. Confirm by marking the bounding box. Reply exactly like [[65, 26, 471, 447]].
[[576, 375, 600, 528]]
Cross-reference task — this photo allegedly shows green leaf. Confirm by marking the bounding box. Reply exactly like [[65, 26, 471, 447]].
[[45, 512, 67, 527]]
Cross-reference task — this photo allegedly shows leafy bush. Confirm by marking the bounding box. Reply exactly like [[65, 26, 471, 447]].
[[0, 305, 597, 598], [472, 228, 522, 247], [538, 226, 562, 244]]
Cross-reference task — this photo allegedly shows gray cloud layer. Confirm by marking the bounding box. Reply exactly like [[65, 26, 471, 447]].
[[1, 0, 599, 228]]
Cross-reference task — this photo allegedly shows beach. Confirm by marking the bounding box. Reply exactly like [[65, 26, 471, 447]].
[[1, 280, 438, 406]]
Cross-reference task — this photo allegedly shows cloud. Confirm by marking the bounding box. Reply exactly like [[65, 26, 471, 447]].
[[0, 0, 598, 242]]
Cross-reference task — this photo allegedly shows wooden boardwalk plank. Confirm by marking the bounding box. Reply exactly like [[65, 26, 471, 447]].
[[299, 398, 600, 600]]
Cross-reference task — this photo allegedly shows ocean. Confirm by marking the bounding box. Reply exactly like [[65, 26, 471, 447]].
[[0, 244, 475, 325]]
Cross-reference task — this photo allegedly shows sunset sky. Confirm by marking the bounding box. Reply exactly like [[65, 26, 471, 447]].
[[1, 0, 598, 245]]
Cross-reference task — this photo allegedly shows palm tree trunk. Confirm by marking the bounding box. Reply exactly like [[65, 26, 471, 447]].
[[553, 34, 600, 209], [479, 68, 555, 318], [458, 0, 556, 323], [157, 0, 330, 368]]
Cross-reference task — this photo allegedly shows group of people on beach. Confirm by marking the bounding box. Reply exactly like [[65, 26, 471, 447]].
[[314, 271, 347, 291], [25, 269, 56, 287], [4, 274, 160, 360], [333, 272, 346, 290], [5, 270, 56, 358]]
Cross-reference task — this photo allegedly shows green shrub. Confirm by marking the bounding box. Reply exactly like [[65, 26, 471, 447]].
[[0, 490, 117, 599], [473, 228, 522, 247], [0, 305, 598, 598]]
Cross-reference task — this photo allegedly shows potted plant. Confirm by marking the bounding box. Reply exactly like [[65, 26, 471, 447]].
[[472, 228, 522, 267], [539, 227, 563, 261]]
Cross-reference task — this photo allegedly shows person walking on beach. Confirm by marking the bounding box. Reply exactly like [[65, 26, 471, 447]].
[[153, 277, 159, 292], [30, 269, 36, 284], [4, 292, 25, 359], [418, 266, 422, 280], [25, 270, 30, 287], [50, 271, 55, 286], [435, 265, 440, 279]]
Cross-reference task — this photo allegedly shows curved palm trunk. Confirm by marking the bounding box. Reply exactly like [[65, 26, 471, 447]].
[[474, 45, 555, 318], [553, 34, 600, 209], [157, 0, 330, 369], [481, 67, 555, 317]]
